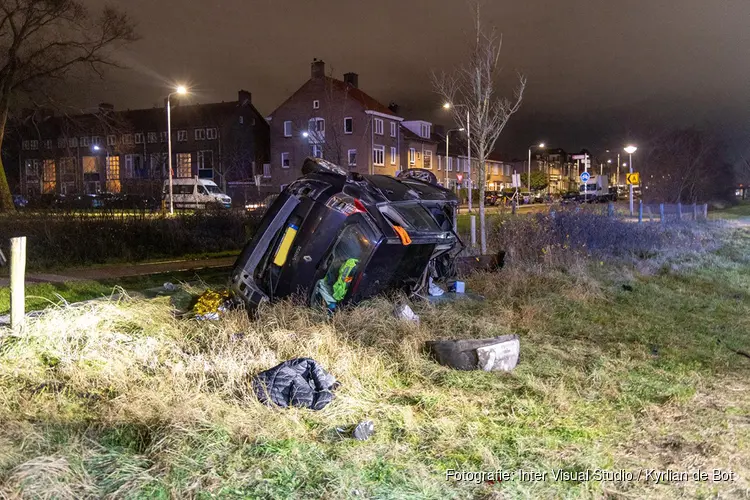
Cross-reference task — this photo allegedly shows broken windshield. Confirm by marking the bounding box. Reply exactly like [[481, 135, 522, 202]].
[[381, 203, 442, 232]]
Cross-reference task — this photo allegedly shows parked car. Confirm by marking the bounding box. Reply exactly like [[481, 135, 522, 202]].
[[59, 194, 104, 209], [561, 191, 579, 205], [484, 191, 499, 206], [520, 192, 532, 204], [231, 158, 463, 313]]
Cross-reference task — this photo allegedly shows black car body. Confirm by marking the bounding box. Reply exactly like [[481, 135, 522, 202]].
[[231, 159, 463, 313]]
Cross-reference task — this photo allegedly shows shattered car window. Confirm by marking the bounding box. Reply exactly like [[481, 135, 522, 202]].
[[384, 203, 442, 232], [312, 223, 376, 310]]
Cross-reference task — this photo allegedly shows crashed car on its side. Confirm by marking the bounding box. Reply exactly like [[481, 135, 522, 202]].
[[230, 159, 463, 313]]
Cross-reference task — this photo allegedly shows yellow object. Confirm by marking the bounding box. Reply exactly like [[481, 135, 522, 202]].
[[626, 172, 640, 185], [193, 289, 231, 317], [393, 225, 411, 245], [273, 224, 298, 266]]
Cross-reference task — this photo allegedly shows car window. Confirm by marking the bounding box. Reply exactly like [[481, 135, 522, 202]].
[[198, 185, 208, 195], [382, 203, 441, 232], [205, 185, 221, 194]]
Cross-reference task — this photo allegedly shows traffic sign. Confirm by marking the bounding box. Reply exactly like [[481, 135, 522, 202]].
[[572, 154, 588, 160], [456, 174, 463, 183], [580, 171, 591, 183], [626, 173, 640, 185]]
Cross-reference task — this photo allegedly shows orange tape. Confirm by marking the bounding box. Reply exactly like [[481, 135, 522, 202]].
[[393, 225, 412, 246]]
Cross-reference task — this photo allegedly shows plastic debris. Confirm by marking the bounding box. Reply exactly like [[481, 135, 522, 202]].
[[192, 289, 233, 320], [428, 277, 445, 297], [394, 303, 420, 324], [353, 420, 375, 441], [163, 282, 176, 291]]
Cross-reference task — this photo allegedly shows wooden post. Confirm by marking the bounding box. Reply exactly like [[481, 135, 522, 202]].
[[10, 237, 27, 331], [677, 203, 682, 221], [660, 203, 665, 226], [638, 200, 643, 224], [470, 215, 476, 248]]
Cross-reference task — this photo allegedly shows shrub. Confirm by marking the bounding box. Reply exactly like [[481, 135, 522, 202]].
[[0, 211, 260, 270]]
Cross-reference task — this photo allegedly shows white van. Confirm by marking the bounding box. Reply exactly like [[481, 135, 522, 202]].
[[163, 177, 232, 210]]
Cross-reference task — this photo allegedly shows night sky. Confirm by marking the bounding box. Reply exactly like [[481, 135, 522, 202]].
[[83, 0, 750, 160]]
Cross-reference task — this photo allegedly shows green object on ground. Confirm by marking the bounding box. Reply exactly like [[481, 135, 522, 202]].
[[333, 258, 359, 301]]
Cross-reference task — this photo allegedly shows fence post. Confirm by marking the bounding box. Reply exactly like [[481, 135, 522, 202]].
[[470, 215, 476, 248], [660, 203, 665, 226], [608, 202, 614, 217], [511, 199, 517, 215], [692, 203, 698, 221], [677, 203, 682, 221], [703, 203, 708, 220], [10, 236, 27, 332], [638, 200, 643, 224]]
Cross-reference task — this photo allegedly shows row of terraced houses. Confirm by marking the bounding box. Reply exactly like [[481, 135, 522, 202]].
[[8, 59, 585, 205]]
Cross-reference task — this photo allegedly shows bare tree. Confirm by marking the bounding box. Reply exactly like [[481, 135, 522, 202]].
[[433, 2, 526, 254], [0, 0, 136, 212]]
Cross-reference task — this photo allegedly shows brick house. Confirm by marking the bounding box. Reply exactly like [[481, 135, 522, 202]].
[[267, 59, 404, 191], [433, 130, 511, 192], [400, 120, 439, 173], [12, 90, 269, 203]]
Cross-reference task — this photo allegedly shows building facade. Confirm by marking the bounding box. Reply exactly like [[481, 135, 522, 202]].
[[13, 90, 269, 203], [267, 59, 404, 190]]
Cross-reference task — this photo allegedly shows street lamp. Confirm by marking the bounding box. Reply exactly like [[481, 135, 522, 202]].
[[166, 85, 188, 214], [443, 102, 472, 211], [624, 145, 637, 215], [527, 143, 545, 193]]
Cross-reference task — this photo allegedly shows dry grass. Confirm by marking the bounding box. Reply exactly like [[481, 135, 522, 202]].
[[0, 223, 749, 499]]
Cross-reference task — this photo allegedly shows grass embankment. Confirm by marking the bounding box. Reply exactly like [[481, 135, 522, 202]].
[[1, 217, 749, 498], [710, 200, 750, 220]]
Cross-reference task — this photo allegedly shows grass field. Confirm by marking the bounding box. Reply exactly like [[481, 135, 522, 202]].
[[709, 201, 750, 220], [1, 221, 749, 498]]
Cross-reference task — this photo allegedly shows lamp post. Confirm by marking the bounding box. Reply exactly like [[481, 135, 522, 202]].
[[624, 145, 637, 215], [527, 143, 545, 194], [166, 85, 188, 214], [443, 103, 472, 211]]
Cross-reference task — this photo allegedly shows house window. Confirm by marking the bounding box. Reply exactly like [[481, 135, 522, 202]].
[[22, 141, 28, 150], [284, 121, 293, 137], [122, 134, 133, 145], [493, 165, 499, 175], [464, 161, 469, 173], [263, 163, 271, 178], [391, 147, 397, 165], [373, 145, 385, 166], [82, 156, 97, 174], [41, 160, 56, 193], [424, 151, 432, 169], [421, 124, 430, 139], [107, 135, 116, 146], [206, 128, 218, 140], [195, 129, 205, 140], [308, 118, 325, 141], [448, 157, 453, 172], [123, 154, 134, 178], [344, 117, 353, 134], [313, 100, 320, 109], [24, 159, 40, 176], [160, 131, 168, 143], [150, 153, 167, 176], [57, 137, 66, 148], [105, 156, 121, 193], [61, 157, 76, 176], [65, 138, 75, 148], [390, 122, 397, 137], [175, 153, 192, 177], [312, 144, 323, 158], [281, 152, 290, 168], [80, 136, 90, 147], [43, 139, 52, 150], [409, 148, 416, 165], [131, 154, 146, 178], [28, 140, 38, 150], [147, 132, 157, 143], [197, 150, 214, 178], [239, 116, 244, 124], [92, 136, 101, 146], [348, 149, 357, 166], [135, 133, 144, 144], [177, 130, 187, 142], [374, 118, 384, 135]]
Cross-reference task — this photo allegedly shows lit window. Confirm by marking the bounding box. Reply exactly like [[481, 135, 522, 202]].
[[424, 150, 432, 169], [281, 152, 290, 168], [391, 147, 396, 165], [105, 156, 121, 193], [175, 152, 192, 177], [284, 121, 293, 137], [390, 122, 397, 137], [373, 145, 385, 166], [344, 118, 353, 134], [374, 118, 383, 135], [195, 128, 205, 141], [348, 149, 357, 166]]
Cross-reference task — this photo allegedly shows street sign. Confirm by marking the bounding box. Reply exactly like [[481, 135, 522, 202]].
[[572, 154, 587, 160], [626, 173, 640, 185], [511, 173, 521, 188], [580, 171, 591, 183], [456, 174, 464, 183]]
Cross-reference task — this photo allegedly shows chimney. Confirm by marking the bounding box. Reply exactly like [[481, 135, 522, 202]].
[[238, 89, 252, 106], [388, 102, 399, 114], [311, 58, 325, 79], [344, 72, 359, 88]]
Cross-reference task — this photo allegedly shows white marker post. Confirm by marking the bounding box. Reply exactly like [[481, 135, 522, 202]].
[[10, 237, 27, 331]]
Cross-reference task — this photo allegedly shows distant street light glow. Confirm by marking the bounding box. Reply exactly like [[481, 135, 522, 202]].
[[624, 145, 637, 154], [176, 85, 188, 95], [443, 102, 451, 109]]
